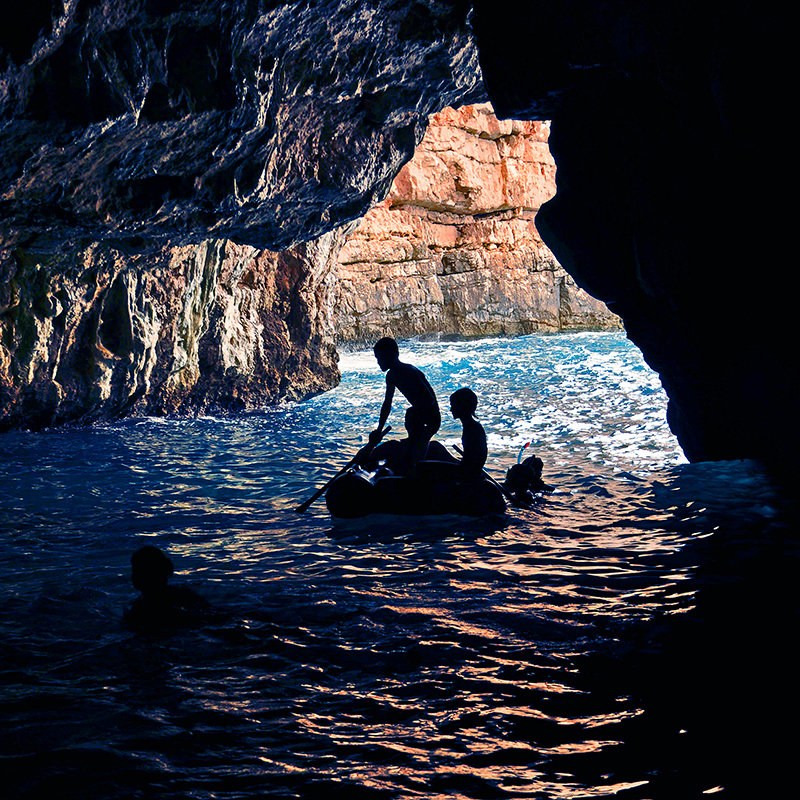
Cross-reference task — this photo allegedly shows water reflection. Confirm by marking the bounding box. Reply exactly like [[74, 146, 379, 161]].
[[0, 334, 795, 798]]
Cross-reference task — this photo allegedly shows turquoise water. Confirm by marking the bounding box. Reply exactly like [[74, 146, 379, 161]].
[[0, 332, 794, 798]]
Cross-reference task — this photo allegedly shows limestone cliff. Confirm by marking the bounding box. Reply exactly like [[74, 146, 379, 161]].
[[334, 104, 619, 342], [0, 237, 340, 429], [1, 1, 797, 463]]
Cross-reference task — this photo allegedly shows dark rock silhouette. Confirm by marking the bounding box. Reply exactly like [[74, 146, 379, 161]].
[[1, 1, 796, 464], [471, 0, 797, 464]]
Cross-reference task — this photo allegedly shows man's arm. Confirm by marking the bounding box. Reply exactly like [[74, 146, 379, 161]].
[[374, 376, 395, 438]]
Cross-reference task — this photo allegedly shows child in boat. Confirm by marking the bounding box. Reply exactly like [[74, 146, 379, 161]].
[[124, 545, 210, 631], [360, 407, 455, 474], [371, 337, 441, 470], [449, 386, 487, 479]]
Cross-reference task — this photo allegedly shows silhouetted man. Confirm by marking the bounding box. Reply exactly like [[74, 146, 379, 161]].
[[371, 337, 441, 470]]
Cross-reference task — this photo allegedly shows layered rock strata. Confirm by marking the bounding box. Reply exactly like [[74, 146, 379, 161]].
[[0, 237, 341, 430], [334, 104, 619, 342], [1, 0, 797, 463]]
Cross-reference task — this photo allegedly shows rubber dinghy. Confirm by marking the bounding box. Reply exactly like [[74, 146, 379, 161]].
[[325, 465, 506, 519]]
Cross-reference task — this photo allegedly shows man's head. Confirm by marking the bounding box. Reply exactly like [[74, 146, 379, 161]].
[[373, 337, 399, 371]]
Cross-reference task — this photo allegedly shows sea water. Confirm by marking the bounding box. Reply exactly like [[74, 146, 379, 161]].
[[0, 332, 795, 798]]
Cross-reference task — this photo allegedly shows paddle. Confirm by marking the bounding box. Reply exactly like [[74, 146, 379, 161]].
[[454, 445, 526, 508], [295, 425, 391, 513]]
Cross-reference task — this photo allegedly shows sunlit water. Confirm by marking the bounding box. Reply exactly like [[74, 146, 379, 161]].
[[1, 333, 796, 798]]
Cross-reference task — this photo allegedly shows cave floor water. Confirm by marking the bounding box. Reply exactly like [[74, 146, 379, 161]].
[[1, 333, 796, 799]]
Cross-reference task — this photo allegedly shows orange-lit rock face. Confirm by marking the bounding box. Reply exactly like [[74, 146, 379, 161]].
[[335, 104, 619, 342]]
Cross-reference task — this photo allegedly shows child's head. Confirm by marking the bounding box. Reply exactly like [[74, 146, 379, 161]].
[[373, 337, 399, 371], [449, 387, 478, 420], [131, 545, 173, 594]]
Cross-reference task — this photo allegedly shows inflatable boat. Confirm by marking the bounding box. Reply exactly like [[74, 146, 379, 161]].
[[324, 465, 506, 519]]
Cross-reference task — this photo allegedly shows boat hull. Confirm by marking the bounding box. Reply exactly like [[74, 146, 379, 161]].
[[325, 469, 506, 519]]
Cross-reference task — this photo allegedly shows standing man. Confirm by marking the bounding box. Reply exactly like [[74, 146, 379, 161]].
[[371, 337, 441, 472]]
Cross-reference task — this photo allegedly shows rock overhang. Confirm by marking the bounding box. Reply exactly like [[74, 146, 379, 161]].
[[1, 1, 797, 465], [1, 0, 484, 253]]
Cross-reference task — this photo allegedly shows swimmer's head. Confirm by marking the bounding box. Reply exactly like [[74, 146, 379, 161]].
[[505, 464, 530, 490], [131, 545, 173, 594], [522, 455, 544, 478]]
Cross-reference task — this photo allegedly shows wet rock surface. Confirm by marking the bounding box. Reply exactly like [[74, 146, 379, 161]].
[[0, 237, 341, 429], [1, 0, 481, 429]]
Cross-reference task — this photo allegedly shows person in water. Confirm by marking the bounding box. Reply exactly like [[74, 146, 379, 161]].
[[360, 406, 456, 474], [503, 454, 554, 506], [124, 545, 210, 631], [371, 336, 441, 470], [449, 386, 487, 479]]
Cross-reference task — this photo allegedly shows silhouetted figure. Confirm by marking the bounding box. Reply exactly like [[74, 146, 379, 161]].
[[372, 337, 441, 470], [503, 454, 554, 506], [450, 386, 487, 479], [124, 545, 210, 631], [360, 406, 456, 474]]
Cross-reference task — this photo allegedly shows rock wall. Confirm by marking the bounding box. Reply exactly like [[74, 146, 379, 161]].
[[334, 104, 619, 342], [1, 0, 482, 430], [0, 237, 341, 430], [1, 0, 797, 463], [471, 0, 798, 464], [0, 0, 482, 252]]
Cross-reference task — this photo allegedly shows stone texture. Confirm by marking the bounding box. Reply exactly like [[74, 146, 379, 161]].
[[0, 236, 341, 430], [334, 103, 619, 342], [1, 0, 797, 464], [0, 0, 482, 252]]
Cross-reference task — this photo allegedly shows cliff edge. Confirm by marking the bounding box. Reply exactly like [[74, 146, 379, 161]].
[[334, 104, 619, 342]]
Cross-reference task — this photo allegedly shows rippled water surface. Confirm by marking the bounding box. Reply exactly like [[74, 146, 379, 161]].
[[1, 333, 796, 798]]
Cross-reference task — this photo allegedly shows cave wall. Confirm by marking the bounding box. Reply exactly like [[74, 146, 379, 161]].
[[472, 0, 797, 464], [1, 0, 483, 429], [1, 0, 482, 252], [1, 1, 797, 462], [0, 236, 341, 429], [334, 103, 620, 342]]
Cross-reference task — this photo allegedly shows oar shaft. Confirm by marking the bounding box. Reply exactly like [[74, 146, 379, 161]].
[[295, 425, 391, 513]]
